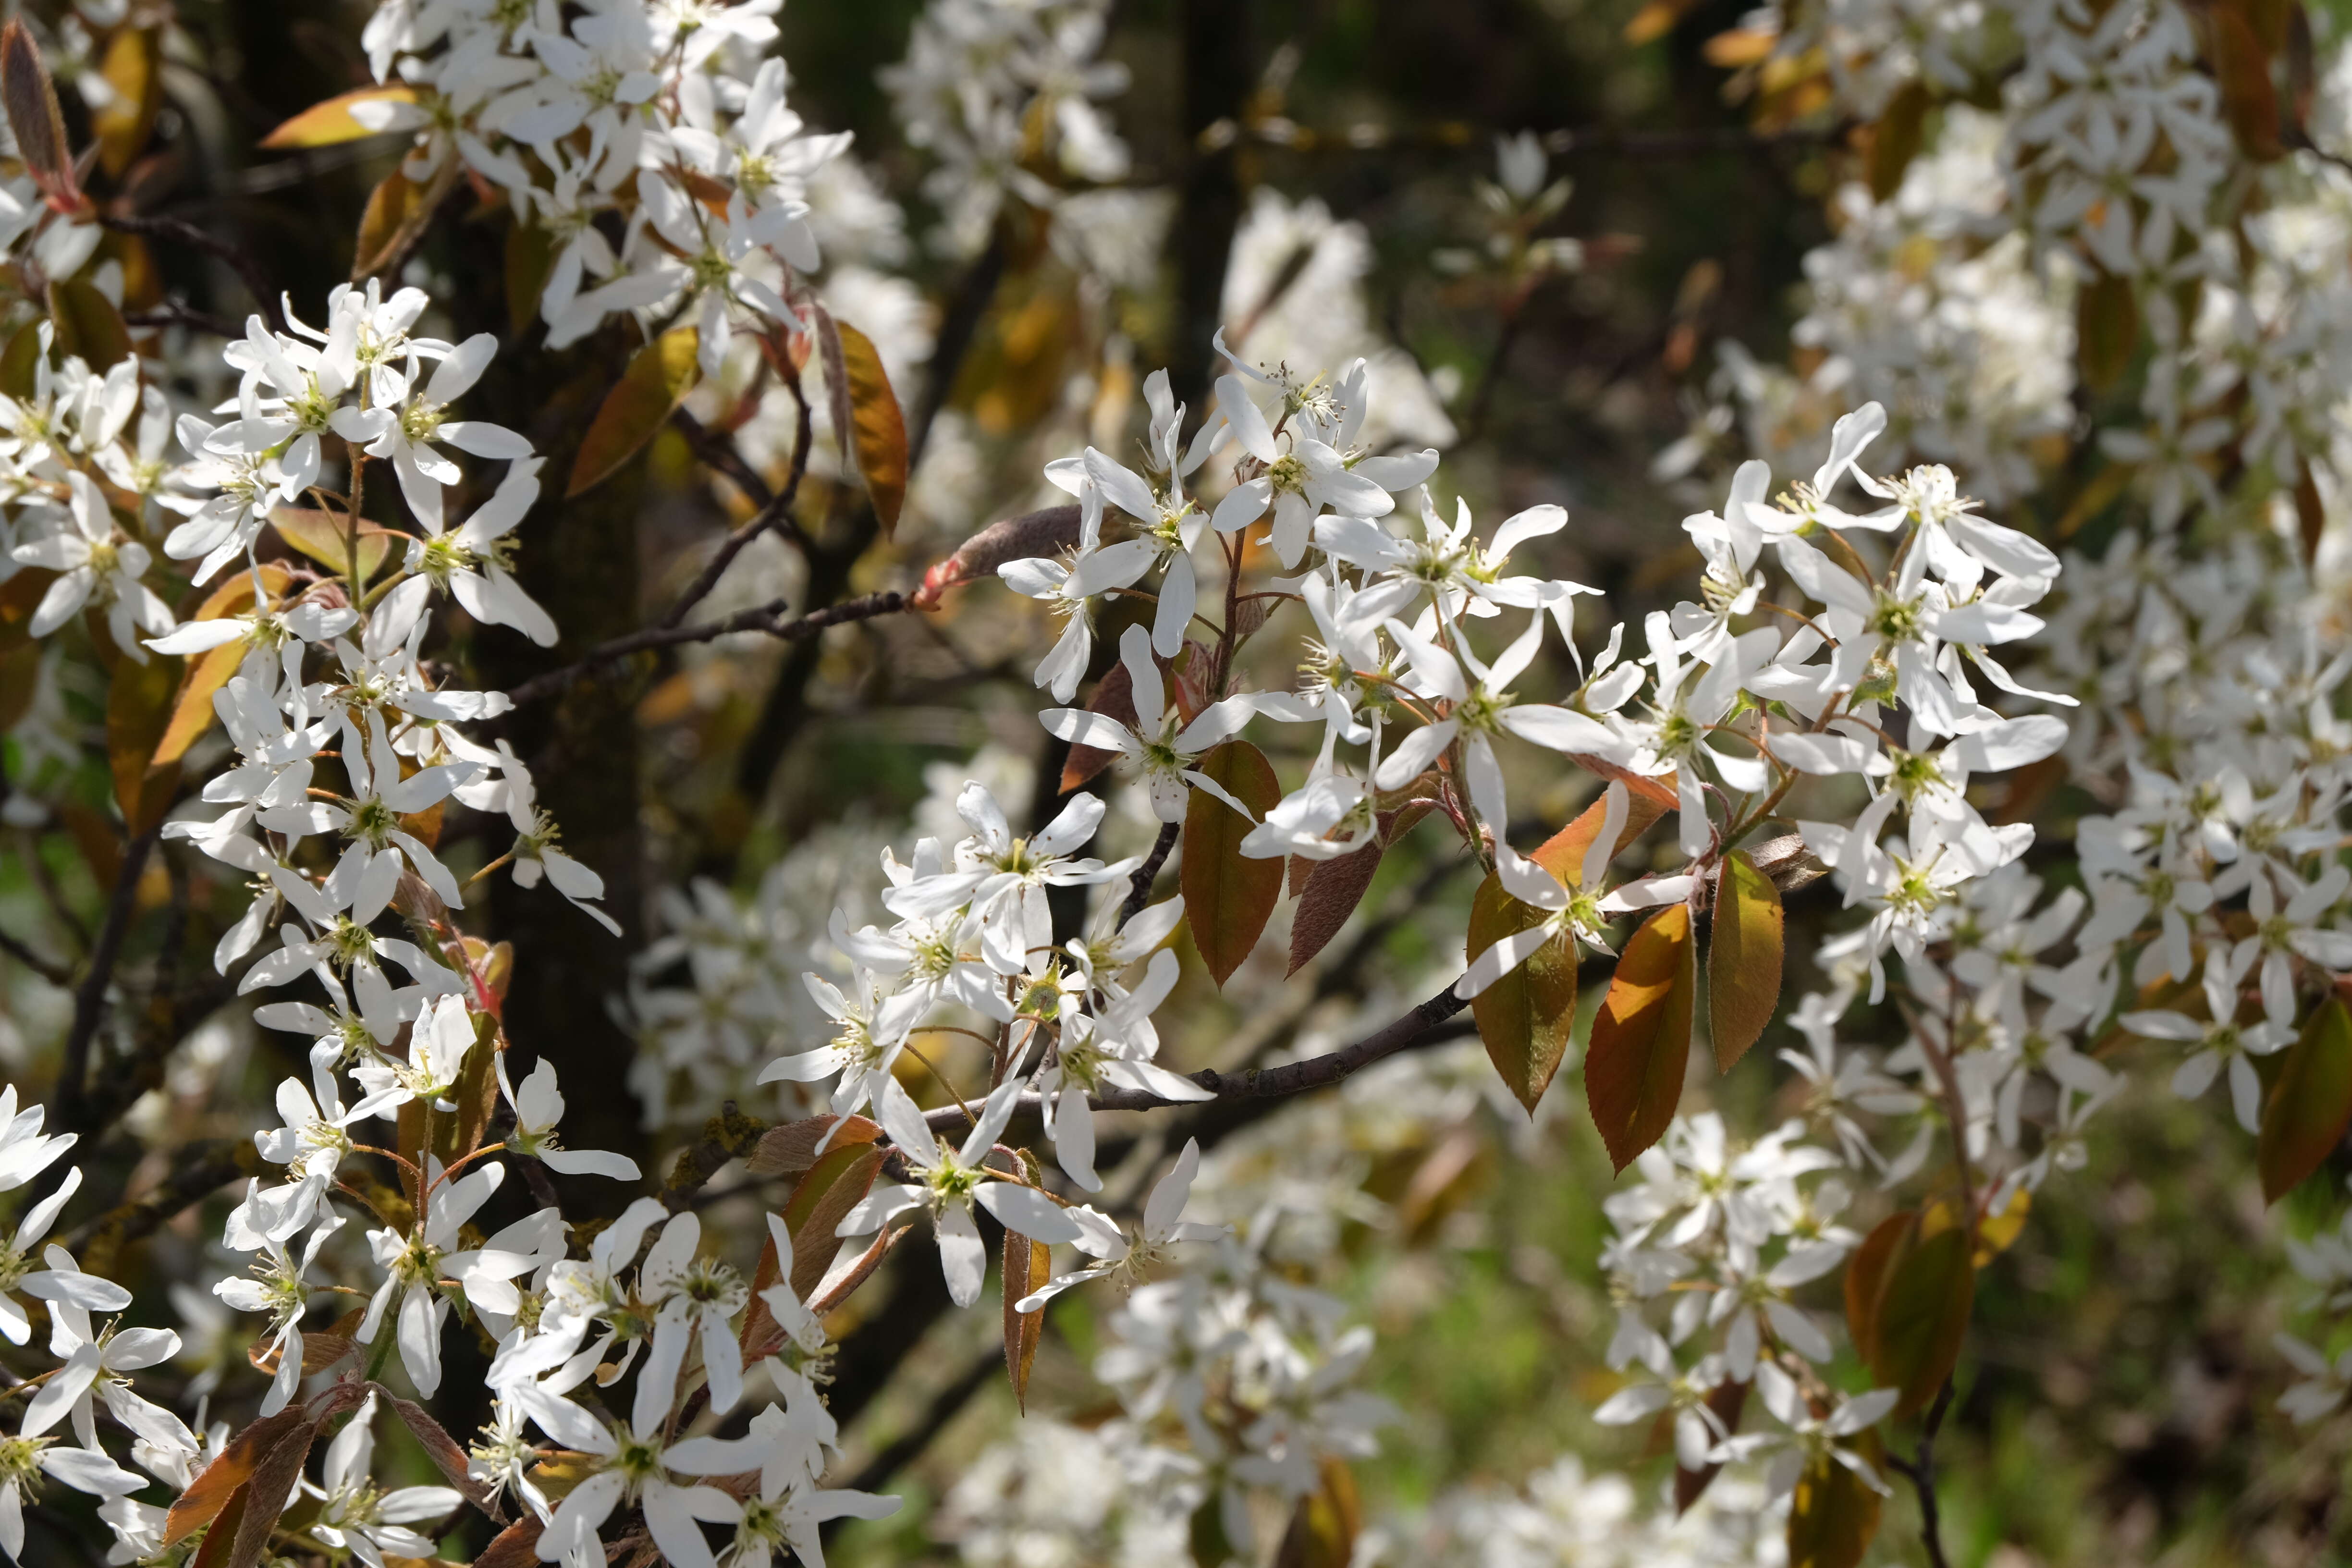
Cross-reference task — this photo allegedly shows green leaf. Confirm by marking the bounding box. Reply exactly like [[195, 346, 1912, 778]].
[[1466, 870, 1578, 1115], [1866, 78, 1929, 201], [567, 326, 702, 498], [506, 220, 555, 337], [259, 84, 420, 149], [268, 507, 399, 583], [1785, 1436, 1885, 1568], [2261, 996, 2352, 1203], [48, 278, 132, 370], [2076, 270, 2138, 393], [1708, 849, 1783, 1071], [1004, 1228, 1051, 1410], [1181, 740, 1284, 987], [1585, 902, 1696, 1172], [836, 319, 909, 536]]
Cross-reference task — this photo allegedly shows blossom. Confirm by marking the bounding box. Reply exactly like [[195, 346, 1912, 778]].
[[837, 1078, 1084, 1309], [10, 471, 173, 654]]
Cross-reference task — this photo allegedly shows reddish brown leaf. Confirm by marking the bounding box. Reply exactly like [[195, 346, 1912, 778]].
[[1675, 1378, 1749, 1514], [911, 505, 1083, 609], [745, 1115, 881, 1176], [474, 1517, 546, 1568], [383, 1386, 505, 1521], [1059, 659, 1137, 792], [1585, 902, 1697, 1173], [164, 1408, 306, 1547], [1857, 1213, 1973, 1420], [1181, 740, 1285, 986], [48, 278, 131, 369], [783, 1142, 885, 1300], [1, 21, 78, 212]]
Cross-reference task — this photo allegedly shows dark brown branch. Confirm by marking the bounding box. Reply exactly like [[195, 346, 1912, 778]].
[[1117, 821, 1182, 928], [122, 300, 244, 338], [57, 827, 159, 1132], [923, 975, 1474, 1132], [501, 590, 909, 707], [64, 1138, 267, 1276], [1885, 1379, 1957, 1568], [662, 385, 815, 628], [98, 213, 281, 332], [0, 922, 69, 987]]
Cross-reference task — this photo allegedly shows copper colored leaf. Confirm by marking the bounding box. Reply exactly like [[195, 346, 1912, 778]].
[[836, 319, 909, 536], [186, 1485, 246, 1568], [1465, 870, 1579, 1115], [1708, 850, 1783, 1071], [108, 649, 183, 835], [1003, 1229, 1052, 1410], [1, 21, 77, 211], [353, 167, 424, 280], [2261, 996, 2352, 1203], [1866, 1219, 1973, 1420], [1272, 1457, 1360, 1568], [259, 84, 421, 149], [1182, 740, 1284, 986], [1531, 788, 1666, 884], [152, 565, 290, 771], [783, 1142, 885, 1299], [164, 1407, 312, 1546], [268, 507, 398, 582], [475, 1519, 546, 1568], [811, 304, 852, 464], [48, 278, 132, 369], [1843, 1210, 1911, 1370], [567, 326, 701, 498], [1059, 659, 1137, 792], [1585, 902, 1696, 1173], [91, 26, 161, 176], [746, 1115, 880, 1176], [1784, 1435, 1885, 1568], [383, 1386, 505, 1520]]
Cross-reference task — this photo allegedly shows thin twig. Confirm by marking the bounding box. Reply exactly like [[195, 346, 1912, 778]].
[[502, 590, 910, 707], [1885, 1379, 1957, 1568], [0, 924, 70, 987], [1118, 821, 1182, 927], [661, 385, 815, 628], [122, 300, 245, 338], [98, 214, 281, 331], [57, 827, 159, 1131], [922, 976, 1475, 1131]]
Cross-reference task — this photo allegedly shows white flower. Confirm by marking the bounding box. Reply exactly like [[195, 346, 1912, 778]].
[[10, 472, 173, 654], [502, 1058, 641, 1180], [836, 1078, 1083, 1309], [1041, 624, 1272, 823], [1017, 1138, 1225, 1311]]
